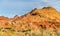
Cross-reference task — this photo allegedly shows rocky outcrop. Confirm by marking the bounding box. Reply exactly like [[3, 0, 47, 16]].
[[0, 6, 60, 31]]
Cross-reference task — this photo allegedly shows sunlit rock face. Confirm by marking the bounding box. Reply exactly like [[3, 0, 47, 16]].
[[0, 6, 60, 31]]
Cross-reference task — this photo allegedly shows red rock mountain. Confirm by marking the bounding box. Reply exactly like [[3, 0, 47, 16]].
[[0, 6, 60, 31]]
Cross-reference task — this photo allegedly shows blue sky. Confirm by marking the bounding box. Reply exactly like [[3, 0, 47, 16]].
[[0, 0, 60, 18]]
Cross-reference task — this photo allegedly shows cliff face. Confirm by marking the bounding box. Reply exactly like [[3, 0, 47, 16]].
[[0, 6, 60, 31]]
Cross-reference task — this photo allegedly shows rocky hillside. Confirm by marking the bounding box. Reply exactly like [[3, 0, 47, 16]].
[[0, 6, 60, 31]]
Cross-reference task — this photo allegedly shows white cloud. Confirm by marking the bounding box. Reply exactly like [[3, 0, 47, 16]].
[[42, 0, 50, 2]]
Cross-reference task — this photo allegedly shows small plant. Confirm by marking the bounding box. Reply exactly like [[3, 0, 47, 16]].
[[5, 22, 9, 25]]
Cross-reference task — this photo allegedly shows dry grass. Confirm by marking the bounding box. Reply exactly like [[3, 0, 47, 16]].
[[0, 28, 60, 36]]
